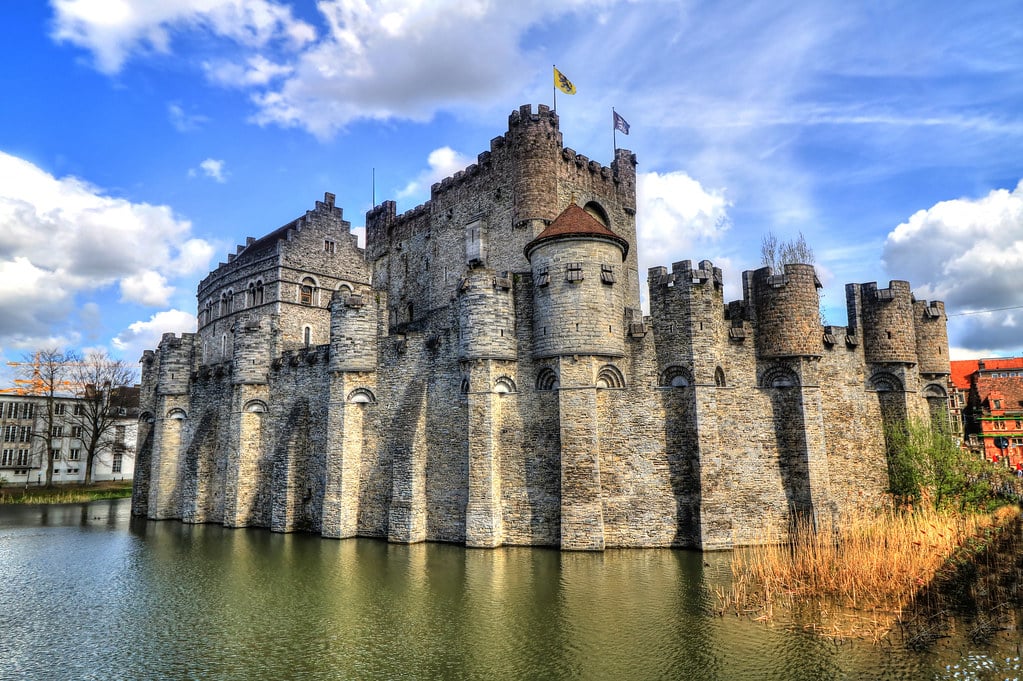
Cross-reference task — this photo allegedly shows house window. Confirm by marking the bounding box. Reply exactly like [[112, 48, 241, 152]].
[[535, 265, 550, 287], [112, 453, 123, 473], [566, 262, 583, 282], [600, 264, 616, 284], [994, 399, 1002, 409], [5, 403, 18, 419], [71, 426, 83, 438], [52, 426, 63, 438], [3, 426, 14, 442], [51, 449, 60, 460], [73, 404, 84, 416], [300, 277, 316, 306], [68, 449, 80, 461], [19, 427, 30, 443], [15, 450, 29, 466], [1, 450, 12, 466], [115, 426, 126, 442], [324, 240, 335, 254], [54, 404, 66, 416], [23, 404, 33, 419]]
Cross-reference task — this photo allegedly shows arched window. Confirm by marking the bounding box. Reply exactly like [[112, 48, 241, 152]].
[[225, 290, 234, 314], [347, 388, 376, 404], [300, 277, 316, 306], [407, 302, 414, 323], [255, 280, 264, 305], [303, 326, 312, 347], [583, 201, 610, 227], [220, 292, 229, 317], [536, 368, 559, 391], [595, 364, 625, 389], [248, 283, 256, 307], [221, 334, 228, 357], [243, 400, 268, 413], [871, 372, 904, 393], [659, 365, 693, 388], [494, 377, 517, 394], [167, 408, 187, 420], [760, 366, 799, 388], [714, 366, 726, 387]]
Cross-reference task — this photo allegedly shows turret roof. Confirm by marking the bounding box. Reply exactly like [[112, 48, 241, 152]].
[[524, 203, 629, 259]]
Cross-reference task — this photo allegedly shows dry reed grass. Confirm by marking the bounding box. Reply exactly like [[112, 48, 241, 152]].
[[718, 505, 1021, 640]]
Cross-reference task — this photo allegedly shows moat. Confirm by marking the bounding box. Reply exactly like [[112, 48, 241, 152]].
[[1, 499, 1020, 680]]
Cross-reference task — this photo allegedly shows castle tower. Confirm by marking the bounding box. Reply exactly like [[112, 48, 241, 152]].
[[321, 284, 383, 539], [858, 281, 918, 366], [147, 333, 195, 520], [508, 104, 562, 237], [913, 299, 950, 376], [526, 203, 630, 550], [457, 269, 518, 547], [749, 264, 834, 528], [647, 259, 731, 548]]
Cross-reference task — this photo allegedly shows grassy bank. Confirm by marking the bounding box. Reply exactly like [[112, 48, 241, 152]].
[[718, 505, 1021, 640], [0, 481, 133, 505]]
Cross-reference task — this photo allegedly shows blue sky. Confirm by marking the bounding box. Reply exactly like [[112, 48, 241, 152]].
[[1, 0, 1022, 381]]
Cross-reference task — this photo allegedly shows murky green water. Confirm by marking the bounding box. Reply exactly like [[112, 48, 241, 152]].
[[0, 499, 1020, 680]]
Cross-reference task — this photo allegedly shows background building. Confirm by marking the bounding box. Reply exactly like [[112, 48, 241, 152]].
[[0, 389, 139, 485], [950, 357, 1023, 468]]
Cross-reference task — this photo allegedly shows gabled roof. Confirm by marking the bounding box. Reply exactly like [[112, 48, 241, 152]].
[[524, 203, 629, 259]]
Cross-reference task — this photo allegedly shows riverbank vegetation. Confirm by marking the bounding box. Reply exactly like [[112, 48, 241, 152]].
[[719, 421, 1023, 640], [0, 481, 133, 504]]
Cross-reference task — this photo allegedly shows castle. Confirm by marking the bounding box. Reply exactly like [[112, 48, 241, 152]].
[[131, 104, 951, 550]]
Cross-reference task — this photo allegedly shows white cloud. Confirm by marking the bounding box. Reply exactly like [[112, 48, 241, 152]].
[[119, 270, 174, 306], [0, 151, 214, 346], [203, 54, 293, 87], [397, 147, 474, 202], [198, 158, 228, 183], [51, 0, 315, 74], [882, 179, 1023, 354], [112, 309, 197, 360]]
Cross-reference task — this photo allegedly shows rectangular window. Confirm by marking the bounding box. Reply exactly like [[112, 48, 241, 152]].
[[73, 404, 84, 416], [54, 404, 66, 416], [68, 449, 80, 461], [5, 402, 18, 419], [600, 263, 616, 284], [22, 404, 33, 419], [535, 266, 550, 287], [112, 453, 123, 473], [566, 262, 583, 282], [115, 425, 126, 442], [51, 449, 61, 460], [71, 426, 83, 438], [52, 426, 63, 437], [15, 450, 29, 466], [3, 426, 14, 442], [1, 450, 12, 466], [324, 239, 336, 254], [19, 426, 30, 443]]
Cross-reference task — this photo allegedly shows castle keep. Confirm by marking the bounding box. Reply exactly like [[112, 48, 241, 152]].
[[132, 104, 951, 550]]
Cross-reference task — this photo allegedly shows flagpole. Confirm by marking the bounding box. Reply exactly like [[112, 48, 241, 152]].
[[552, 64, 557, 112], [612, 107, 617, 154]]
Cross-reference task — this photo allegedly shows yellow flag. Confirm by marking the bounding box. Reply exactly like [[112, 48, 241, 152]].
[[554, 66, 576, 95]]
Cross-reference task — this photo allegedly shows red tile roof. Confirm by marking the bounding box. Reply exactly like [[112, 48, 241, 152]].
[[524, 203, 629, 258], [950, 357, 1023, 390]]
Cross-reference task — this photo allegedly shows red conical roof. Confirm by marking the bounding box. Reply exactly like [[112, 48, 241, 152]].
[[524, 203, 629, 259]]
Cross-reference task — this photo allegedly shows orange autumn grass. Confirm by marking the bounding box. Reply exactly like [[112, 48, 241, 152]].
[[719, 505, 1020, 639]]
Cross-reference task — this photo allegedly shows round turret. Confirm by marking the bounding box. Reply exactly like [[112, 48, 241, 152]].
[[156, 333, 195, 396], [458, 269, 517, 361], [913, 299, 949, 375], [526, 203, 628, 358], [508, 104, 562, 234], [860, 281, 918, 364], [752, 264, 822, 359]]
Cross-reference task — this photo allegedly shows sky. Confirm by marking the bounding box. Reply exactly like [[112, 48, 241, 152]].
[[1, 0, 1022, 383]]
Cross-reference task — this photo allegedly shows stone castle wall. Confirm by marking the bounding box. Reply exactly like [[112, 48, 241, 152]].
[[133, 105, 951, 550]]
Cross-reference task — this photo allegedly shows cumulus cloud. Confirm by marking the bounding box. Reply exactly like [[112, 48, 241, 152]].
[[0, 151, 214, 346], [112, 309, 197, 359], [882, 179, 1023, 354], [51, 0, 315, 74], [203, 54, 293, 87], [396, 147, 474, 202]]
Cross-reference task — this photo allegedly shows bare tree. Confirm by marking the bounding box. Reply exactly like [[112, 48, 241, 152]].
[[761, 231, 814, 270], [69, 351, 138, 485], [16, 349, 80, 487]]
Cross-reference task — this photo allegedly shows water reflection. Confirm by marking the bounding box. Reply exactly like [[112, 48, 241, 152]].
[[0, 499, 1018, 680]]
